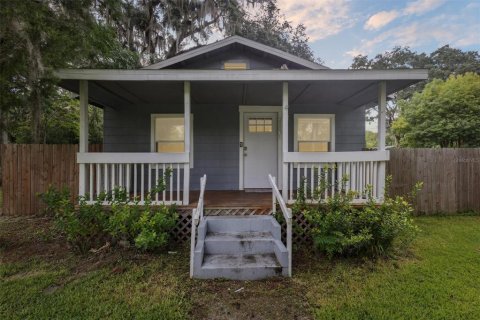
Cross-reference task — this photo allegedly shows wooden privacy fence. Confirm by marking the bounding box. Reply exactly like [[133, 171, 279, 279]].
[[0, 144, 102, 215], [387, 148, 480, 214], [1, 145, 480, 215]]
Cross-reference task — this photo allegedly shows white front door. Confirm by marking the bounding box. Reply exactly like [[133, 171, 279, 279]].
[[243, 112, 278, 189]]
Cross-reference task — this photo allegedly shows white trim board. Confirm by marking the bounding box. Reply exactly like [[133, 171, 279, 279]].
[[239, 106, 283, 190], [54, 69, 429, 82], [150, 113, 194, 168], [143, 35, 327, 70]]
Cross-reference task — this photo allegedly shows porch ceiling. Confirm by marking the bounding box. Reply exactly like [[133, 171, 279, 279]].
[[58, 69, 427, 109]]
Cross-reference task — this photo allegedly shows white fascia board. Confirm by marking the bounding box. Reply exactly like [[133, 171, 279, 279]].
[[143, 35, 327, 70], [55, 69, 428, 82]]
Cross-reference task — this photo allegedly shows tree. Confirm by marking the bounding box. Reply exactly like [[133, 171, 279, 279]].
[[95, 0, 259, 64], [351, 46, 480, 145], [391, 73, 480, 147], [0, 0, 138, 143], [230, 0, 318, 62]]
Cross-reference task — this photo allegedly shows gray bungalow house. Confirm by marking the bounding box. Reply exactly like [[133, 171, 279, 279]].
[[56, 35, 426, 206], [56, 36, 427, 279]]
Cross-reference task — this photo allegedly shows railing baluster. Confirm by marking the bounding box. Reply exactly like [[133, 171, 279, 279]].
[[310, 164, 314, 201], [119, 164, 123, 189], [162, 163, 166, 202], [104, 163, 108, 194], [177, 163, 180, 203], [148, 164, 152, 196], [96, 163, 101, 200], [134, 163, 137, 200], [155, 163, 159, 203], [141, 163, 144, 203], [126, 164, 130, 200], [296, 162, 300, 200], [89, 164, 93, 202], [289, 163, 293, 201], [169, 163, 173, 202], [112, 164, 115, 200]]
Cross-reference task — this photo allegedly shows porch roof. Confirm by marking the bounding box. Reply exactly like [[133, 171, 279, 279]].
[[55, 68, 428, 109]]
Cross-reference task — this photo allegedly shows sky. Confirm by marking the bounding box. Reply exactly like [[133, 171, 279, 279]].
[[275, 0, 480, 68]]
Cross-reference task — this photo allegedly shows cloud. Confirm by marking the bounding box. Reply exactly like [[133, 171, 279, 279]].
[[404, 0, 446, 15], [346, 13, 479, 58], [364, 10, 400, 30], [277, 0, 354, 41], [364, 0, 447, 32]]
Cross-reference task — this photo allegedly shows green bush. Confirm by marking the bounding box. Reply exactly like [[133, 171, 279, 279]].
[[40, 186, 108, 253], [40, 169, 178, 253], [296, 176, 421, 258]]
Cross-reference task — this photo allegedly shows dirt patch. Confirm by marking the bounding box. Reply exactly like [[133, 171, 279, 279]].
[[188, 277, 312, 320], [0, 216, 70, 264]]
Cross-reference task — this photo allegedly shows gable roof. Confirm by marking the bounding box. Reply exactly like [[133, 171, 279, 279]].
[[143, 35, 328, 70]]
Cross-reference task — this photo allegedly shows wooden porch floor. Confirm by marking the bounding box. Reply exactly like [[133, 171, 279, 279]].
[[185, 190, 272, 208]]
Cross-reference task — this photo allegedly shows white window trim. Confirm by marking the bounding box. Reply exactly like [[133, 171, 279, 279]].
[[293, 114, 335, 152], [150, 113, 194, 168]]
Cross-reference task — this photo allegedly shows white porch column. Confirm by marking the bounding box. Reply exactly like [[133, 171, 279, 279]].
[[377, 81, 387, 200], [183, 81, 191, 205], [281, 82, 289, 201], [79, 80, 89, 197]]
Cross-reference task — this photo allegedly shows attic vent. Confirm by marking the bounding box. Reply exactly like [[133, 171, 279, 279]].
[[224, 61, 248, 70]]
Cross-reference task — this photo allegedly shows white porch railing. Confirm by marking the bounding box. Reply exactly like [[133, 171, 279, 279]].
[[190, 174, 207, 277], [77, 152, 190, 205], [269, 174, 292, 277], [283, 151, 389, 204]]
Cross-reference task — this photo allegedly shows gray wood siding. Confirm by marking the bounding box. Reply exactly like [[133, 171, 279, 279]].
[[103, 103, 365, 190], [167, 47, 308, 70]]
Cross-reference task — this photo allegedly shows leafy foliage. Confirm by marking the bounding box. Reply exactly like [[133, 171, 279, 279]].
[[231, 0, 319, 63], [40, 170, 178, 253], [351, 45, 480, 146], [295, 174, 421, 258], [392, 73, 480, 147], [5, 90, 103, 144]]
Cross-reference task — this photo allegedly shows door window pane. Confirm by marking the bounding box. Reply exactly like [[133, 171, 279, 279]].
[[248, 118, 273, 133]]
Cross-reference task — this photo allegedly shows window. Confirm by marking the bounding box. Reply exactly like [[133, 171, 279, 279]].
[[151, 114, 193, 165], [224, 60, 248, 70], [248, 118, 273, 133], [294, 114, 334, 152]]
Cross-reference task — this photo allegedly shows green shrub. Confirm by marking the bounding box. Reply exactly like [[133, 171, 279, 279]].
[[297, 176, 421, 258], [40, 169, 178, 253], [40, 186, 108, 253]]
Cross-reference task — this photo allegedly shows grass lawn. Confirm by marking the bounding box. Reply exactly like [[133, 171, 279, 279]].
[[1, 215, 479, 319]]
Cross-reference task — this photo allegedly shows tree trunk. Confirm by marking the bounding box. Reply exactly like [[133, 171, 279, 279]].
[[0, 108, 9, 144], [30, 81, 43, 143]]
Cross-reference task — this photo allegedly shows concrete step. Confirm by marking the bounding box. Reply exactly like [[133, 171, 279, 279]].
[[191, 215, 289, 280], [197, 253, 284, 280], [204, 216, 281, 239], [204, 231, 276, 254]]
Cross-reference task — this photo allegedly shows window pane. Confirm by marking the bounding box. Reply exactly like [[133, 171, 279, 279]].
[[297, 117, 330, 142], [155, 116, 185, 153], [298, 142, 329, 152], [157, 142, 185, 153], [265, 125, 272, 132], [155, 117, 184, 141], [249, 125, 257, 132], [249, 119, 257, 126]]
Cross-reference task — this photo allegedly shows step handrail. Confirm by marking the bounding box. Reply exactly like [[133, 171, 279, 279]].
[[268, 174, 292, 277], [190, 174, 207, 278]]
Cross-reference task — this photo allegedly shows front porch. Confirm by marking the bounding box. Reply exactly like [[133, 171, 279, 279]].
[[65, 72, 407, 206]]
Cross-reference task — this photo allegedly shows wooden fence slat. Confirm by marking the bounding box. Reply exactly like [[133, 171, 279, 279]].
[[1, 144, 102, 215]]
